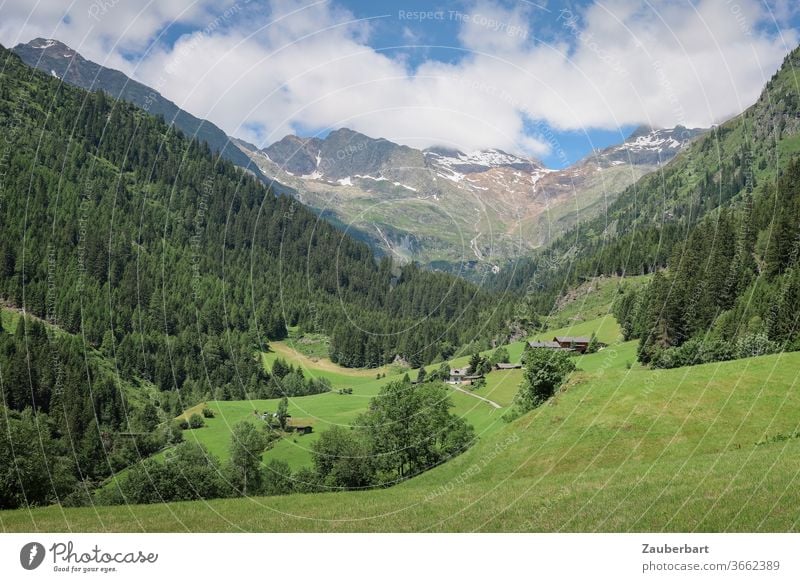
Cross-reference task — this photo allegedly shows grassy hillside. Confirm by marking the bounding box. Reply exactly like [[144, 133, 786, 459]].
[[3, 346, 798, 532], [152, 279, 641, 474], [543, 275, 651, 329]]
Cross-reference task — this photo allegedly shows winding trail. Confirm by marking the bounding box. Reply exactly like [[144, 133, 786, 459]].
[[447, 384, 502, 409]]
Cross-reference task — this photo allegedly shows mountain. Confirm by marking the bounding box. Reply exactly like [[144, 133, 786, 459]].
[[594, 125, 705, 166], [495, 44, 800, 332], [11, 37, 704, 275], [12, 38, 266, 181], [238, 125, 703, 271]]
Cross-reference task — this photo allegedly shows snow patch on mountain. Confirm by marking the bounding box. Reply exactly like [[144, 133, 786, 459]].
[[393, 182, 417, 192], [425, 147, 539, 173], [33, 39, 57, 49], [438, 170, 465, 183]]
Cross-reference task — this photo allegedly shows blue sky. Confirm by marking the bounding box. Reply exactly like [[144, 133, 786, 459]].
[[2, 0, 799, 168]]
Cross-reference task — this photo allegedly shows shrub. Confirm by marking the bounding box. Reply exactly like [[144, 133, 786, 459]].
[[166, 421, 185, 444], [735, 333, 779, 359], [188, 413, 205, 429], [585, 333, 600, 354], [202, 406, 215, 418], [108, 443, 229, 505], [177, 419, 189, 430], [490, 346, 510, 365], [262, 459, 294, 496], [292, 466, 322, 493], [651, 337, 735, 369], [469, 377, 486, 391], [516, 348, 576, 411]]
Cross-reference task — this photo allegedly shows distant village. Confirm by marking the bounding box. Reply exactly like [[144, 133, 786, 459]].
[[448, 336, 593, 385]]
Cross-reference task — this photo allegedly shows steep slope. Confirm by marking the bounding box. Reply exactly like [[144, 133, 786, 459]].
[[496, 45, 800, 317], [12, 38, 266, 182], [239, 126, 701, 271]]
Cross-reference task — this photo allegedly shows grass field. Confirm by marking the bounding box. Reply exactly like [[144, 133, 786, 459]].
[[542, 275, 651, 330], [168, 313, 629, 472], [4, 345, 799, 532], [0, 307, 19, 333]]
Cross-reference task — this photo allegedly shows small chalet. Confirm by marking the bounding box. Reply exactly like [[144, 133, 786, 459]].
[[554, 336, 591, 353], [528, 340, 562, 350], [288, 425, 313, 435], [448, 368, 483, 385], [528, 336, 593, 353], [493, 362, 522, 370]]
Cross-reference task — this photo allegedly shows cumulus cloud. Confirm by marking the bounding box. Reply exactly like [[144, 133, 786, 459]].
[[0, 0, 226, 75], [0, 0, 796, 158]]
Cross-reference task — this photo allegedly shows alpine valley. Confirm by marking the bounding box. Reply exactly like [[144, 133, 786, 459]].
[[238, 124, 705, 272], [1, 17, 800, 538]]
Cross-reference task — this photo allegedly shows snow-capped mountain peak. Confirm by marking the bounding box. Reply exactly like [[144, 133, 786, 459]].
[[424, 146, 542, 174], [24, 38, 75, 57], [591, 125, 706, 166]]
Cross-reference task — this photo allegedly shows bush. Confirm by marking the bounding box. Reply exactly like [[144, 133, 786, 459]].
[[292, 466, 322, 493], [490, 346, 510, 365], [166, 421, 185, 444], [177, 419, 189, 430], [469, 377, 486, 391], [735, 333, 779, 359], [651, 338, 736, 369], [188, 413, 205, 429], [106, 443, 229, 505], [262, 459, 294, 496], [202, 406, 215, 418], [585, 333, 600, 354], [516, 348, 576, 411]]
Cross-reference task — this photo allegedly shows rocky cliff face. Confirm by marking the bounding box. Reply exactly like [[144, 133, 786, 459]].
[[239, 125, 704, 272]]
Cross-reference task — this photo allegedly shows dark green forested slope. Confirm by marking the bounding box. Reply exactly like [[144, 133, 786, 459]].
[[613, 156, 800, 366], [12, 38, 266, 183], [0, 44, 512, 508], [495, 45, 800, 320]]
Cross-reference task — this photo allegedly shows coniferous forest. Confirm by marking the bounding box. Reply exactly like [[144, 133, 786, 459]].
[[0, 45, 513, 508]]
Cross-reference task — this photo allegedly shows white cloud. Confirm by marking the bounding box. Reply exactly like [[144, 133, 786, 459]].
[[0, 0, 797, 159], [0, 0, 226, 75]]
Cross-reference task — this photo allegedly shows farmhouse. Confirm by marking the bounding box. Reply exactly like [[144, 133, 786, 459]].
[[288, 425, 313, 435], [448, 368, 483, 385], [554, 336, 591, 353], [528, 340, 563, 350], [528, 336, 593, 353]]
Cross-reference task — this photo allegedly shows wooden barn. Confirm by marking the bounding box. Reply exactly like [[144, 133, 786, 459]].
[[554, 336, 591, 353], [493, 362, 522, 370]]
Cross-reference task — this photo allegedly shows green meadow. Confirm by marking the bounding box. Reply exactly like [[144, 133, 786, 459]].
[[4, 344, 799, 532], [166, 290, 633, 473], [5, 282, 796, 533]]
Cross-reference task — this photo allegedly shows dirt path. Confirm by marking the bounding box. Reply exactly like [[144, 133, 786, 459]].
[[448, 384, 502, 409]]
